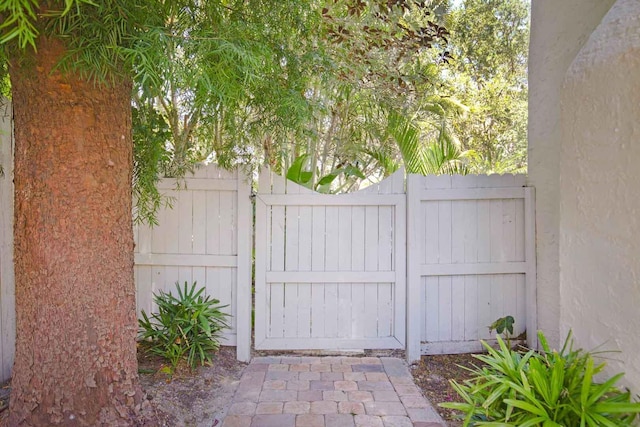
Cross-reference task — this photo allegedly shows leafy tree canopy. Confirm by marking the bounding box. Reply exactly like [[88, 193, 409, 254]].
[[1, 0, 530, 221], [443, 0, 529, 173]]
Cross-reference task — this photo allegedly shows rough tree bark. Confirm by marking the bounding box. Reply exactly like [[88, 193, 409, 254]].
[[8, 37, 143, 425]]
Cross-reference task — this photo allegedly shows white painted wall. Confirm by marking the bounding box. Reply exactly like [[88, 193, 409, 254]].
[[559, 0, 640, 391], [528, 0, 615, 347]]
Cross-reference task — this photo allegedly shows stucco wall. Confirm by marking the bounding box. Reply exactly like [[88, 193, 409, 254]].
[[528, 0, 614, 347], [559, 0, 640, 391]]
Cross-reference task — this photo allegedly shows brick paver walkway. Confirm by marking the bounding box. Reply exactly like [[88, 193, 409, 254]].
[[221, 356, 446, 427]]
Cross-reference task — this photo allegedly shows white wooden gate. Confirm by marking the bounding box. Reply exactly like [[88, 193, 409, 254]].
[[134, 164, 252, 361], [406, 174, 536, 361], [254, 169, 406, 350]]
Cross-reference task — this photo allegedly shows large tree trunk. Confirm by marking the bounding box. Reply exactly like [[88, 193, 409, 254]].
[[8, 37, 143, 425]]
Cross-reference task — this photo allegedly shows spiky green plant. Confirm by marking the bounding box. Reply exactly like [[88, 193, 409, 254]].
[[138, 281, 230, 370], [441, 331, 640, 426]]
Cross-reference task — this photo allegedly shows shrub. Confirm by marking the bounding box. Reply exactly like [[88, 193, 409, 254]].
[[138, 281, 230, 369], [441, 331, 640, 426]]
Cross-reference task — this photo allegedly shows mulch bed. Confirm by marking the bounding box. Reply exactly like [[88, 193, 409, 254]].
[[411, 353, 485, 425]]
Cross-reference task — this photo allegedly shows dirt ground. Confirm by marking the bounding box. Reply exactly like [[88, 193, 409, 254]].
[[138, 346, 246, 426], [411, 353, 484, 426]]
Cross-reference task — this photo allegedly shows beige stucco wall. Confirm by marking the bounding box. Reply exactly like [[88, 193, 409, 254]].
[[559, 0, 640, 391], [528, 0, 615, 347]]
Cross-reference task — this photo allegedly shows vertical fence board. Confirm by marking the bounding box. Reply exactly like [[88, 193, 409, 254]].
[[324, 206, 339, 338], [424, 276, 439, 342], [283, 183, 300, 339], [311, 206, 325, 271], [424, 201, 439, 265], [298, 207, 313, 271], [451, 276, 465, 341], [283, 283, 298, 338], [364, 206, 379, 271], [311, 284, 325, 338], [269, 282, 284, 339], [477, 275, 492, 340], [192, 191, 206, 254], [236, 174, 252, 361], [351, 207, 366, 270], [206, 191, 220, 255], [451, 204, 465, 264], [525, 188, 538, 349], [477, 200, 491, 263], [338, 284, 352, 339], [377, 283, 393, 337], [405, 174, 421, 361], [297, 283, 312, 338], [219, 191, 235, 255], [463, 275, 478, 340], [338, 207, 352, 271], [254, 172, 269, 349], [351, 283, 365, 338], [178, 191, 193, 254], [364, 284, 378, 338], [437, 277, 452, 341]]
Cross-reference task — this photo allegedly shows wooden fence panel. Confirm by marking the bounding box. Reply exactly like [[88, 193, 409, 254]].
[[134, 164, 252, 361], [254, 168, 406, 350], [406, 174, 536, 361], [0, 120, 537, 369]]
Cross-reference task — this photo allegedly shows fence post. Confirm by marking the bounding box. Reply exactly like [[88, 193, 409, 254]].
[[235, 173, 253, 362], [525, 187, 538, 350], [0, 100, 15, 381], [405, 174, 421, 363]]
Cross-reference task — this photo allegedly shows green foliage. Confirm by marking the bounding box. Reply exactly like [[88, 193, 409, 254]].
[[286, 155, 314, 188], [441, 331, 640, 426], [386, 109, 471, 176], [2, 0, 530, 220], [285, 154, 365, 193], [1, 0, 323, 224], [264, 1, 456, 191], [132, 101, 173, 225], [443, 0, 529, 173], [138, 281, 230, 370], [489, 315, 515, 336], [489, 315, 516, 348]]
